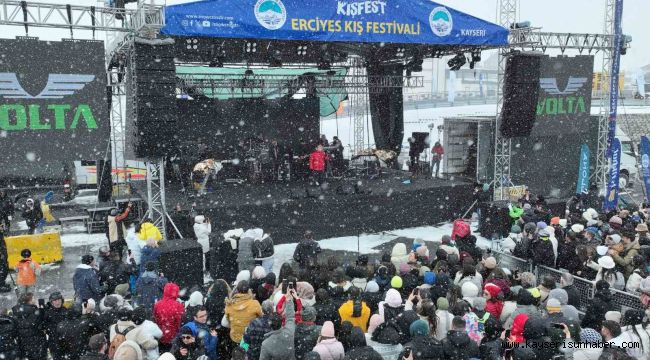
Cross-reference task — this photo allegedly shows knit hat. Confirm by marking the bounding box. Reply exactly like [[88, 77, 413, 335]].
[[523, 203, 532, 210], [423, 271, 436, 285], [252, 266, 267, 280], [235, 270, 251, 285], [483, 257, 497, 270], [550, 217, 560, 225], [519, 272, 537, 287], [538, 228, 551, 237], [365, 281, 380, 293], [368, 314, 384, 334], [608, 234, 621, 244], [571, 224, 585, 233], [436, 297, 449, 310], [302, 306, 317, 322], [418, 266, 431, 277], [88, 333, 107, 351], [536, 221, 547, 229], [194, 215, 205, 224], [391, 276, 403, 289], [559, 219, 568, 228], [385, 289, 403, 308], [636, 223, 649, 232], [598, 256, 616, 269], [580, 328, 603, 344], [158, 353, 176, 360], [409, 320, 430, 337], [605, 311, 622, 324], [472, 297, 487, 311], [609, 216, 623, 228], [548, 288, 569, 305], [398, 263, 410, 275], [483, 283, 501, 299], [321, 321, 335, 337], [546, 298, 562, 313], [81, 255, 94, 265], [596, 246, 608, 256], [297, 282, 315, 300], [511, 224, 522, 234], [461, 282, 480, 298]]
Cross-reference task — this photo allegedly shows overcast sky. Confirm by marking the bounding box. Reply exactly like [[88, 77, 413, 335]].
[[1, 0, 647, 72]]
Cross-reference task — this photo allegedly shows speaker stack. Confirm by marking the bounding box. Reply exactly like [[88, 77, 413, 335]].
[[158, 239, 203, 290], [500, 53, 542, 138]]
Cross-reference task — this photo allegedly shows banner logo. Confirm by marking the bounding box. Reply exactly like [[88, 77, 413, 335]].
[[539, 77, 588, 95], [429, 7, 453, 37], [643, 154, 649, 169], [0, 73, 95, 99], [254, 0, 287, 30]]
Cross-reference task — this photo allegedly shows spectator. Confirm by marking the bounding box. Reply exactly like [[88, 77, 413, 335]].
[[581, 280, 613, 331], [43, 291, 68, 360], [559, 273, 581, 308], [15, 249, 41, 296], [73, 255, 104, 304], [293, 231, 321, 269], [338, 287, 370, 332], [295, 306, 321, 360], [12, 292, 47, 360], [153, 283, 185, 353], [312, 321, 345, 360], [259, 289, 297, 360], [223, 280, 263, 346], [135, 261, 168, 310], [107, 203, 131, 258], [442, 316, 479, 360], [180, 306, 217, 360], [242, 300, 274, 360], [343, 327, 382, 360], [79, 334, 109, 360]]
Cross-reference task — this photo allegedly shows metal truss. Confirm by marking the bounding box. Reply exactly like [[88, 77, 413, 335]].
[[146, 159, 167, 240], [348, 57, 370, 155], [109, 68, 126, 190], [512, 29, 625, 53]]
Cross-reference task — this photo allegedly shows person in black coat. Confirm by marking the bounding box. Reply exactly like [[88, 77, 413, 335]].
[[292, 231, 321, 269], [479, 316, 503, 360], [213, 237, 238, 284], [556, 232, 580, 272], [0, 311, 19, 359], [400, 320, 444, 360], [456, 234, 482, 263], [343, 327, 382, 360], [531, 228, 555, 267], [513, 316, 558, 360], [313, 288, 340, 329], [442, 316, 479, 360], [560, 273, 581, 309], [12, 292, 47, 360], [43, 291, 69, 360], [98, 251, 136, 295], [581, 280, 613, 330]]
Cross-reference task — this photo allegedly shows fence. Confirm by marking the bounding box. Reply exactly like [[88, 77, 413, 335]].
[[493, 251, 643, 313]]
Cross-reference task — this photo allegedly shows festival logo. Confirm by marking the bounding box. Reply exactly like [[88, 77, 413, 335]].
[[254, 0, 287, 30], [429, 6, 453, 37], [539, 77, 589, 96], [643, 154, 650, 170], [0, 73, 95, 99]]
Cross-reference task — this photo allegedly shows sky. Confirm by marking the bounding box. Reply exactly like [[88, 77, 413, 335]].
[[0, 0, 647, 72]]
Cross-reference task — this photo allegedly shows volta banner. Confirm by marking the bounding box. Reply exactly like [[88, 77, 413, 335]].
[[604, 138, 622, 212], [641, 136, 650, 204], [0, 38, 109, 180], [162, 0, 508, 46], [576, 144, 590, 195]]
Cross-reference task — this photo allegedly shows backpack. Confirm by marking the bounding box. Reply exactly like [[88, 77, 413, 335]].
[[108, 325, 135, 360]]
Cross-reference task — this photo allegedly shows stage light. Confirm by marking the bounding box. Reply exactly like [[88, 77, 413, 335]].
[[186, 38, 198, 50], [511, 21, 531, 29], [447, 53, 466, 71], [297, 45, 308, 56], [245, 42, 257, 53], [396, 47, 406, 57], [469, 51, 481, 69]]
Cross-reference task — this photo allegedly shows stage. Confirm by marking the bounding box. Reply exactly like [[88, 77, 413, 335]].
[[133, 170, 475, 244]]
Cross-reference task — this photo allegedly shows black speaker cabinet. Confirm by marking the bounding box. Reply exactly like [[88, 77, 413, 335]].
[[478, 200, 512, 239], [500, 53, 542, 138], [159, 240, 203, 290]]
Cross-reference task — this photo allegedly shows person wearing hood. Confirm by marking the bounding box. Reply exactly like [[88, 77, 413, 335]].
[[238, 228, 261, 273], [73, 255, 105, 304], [107, 203, 132, 258], [192, 215, 212, 274], [294, 307, 321, 360], [361, 281, 382, 315], [532, 227, 555, 267], [503, 288, 539, 329], [342, 327, 382, 360], [293, 231, 321, 270], [512, 316, 557, 360], [243, 299, 274, 360], [581, 280, 613, 330], [136, 218, 162, 242], [399, 319, 443, 360], [21, 198, 43, 234], [259, 288, 297, 360], [139, 239, 161, 276], [442, 316, 479, 360], [312, 321, 345, 360], [224, 280, 263, 345], [390, 243, 409, 270], [366, 314, 403, 359], [338, 287, 370, 332], [171, 326, 205, 360], [610, 228, 641, 278], [135, 261, 168, 310], [154, 283, 186, 353], [548, 288, 580, 322], [453, 262, 483, 291], [595, 255, 625, 290], [378, 289, 404, 323], [483, 283, 503, 319], [314, 289, 341, 328], [253, 233, 275, 275]]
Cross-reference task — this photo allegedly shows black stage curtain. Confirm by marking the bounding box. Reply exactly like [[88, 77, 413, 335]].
[[367, 63, 405, 155]]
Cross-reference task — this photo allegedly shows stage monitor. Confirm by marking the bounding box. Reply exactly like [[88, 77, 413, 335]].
[[0, 38, 109, 183]]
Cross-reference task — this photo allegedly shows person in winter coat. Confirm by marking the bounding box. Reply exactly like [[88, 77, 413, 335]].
[[378, 289, 404, 323], [399, 320, 443, 360], [571, 328, 604, 360], [99, 249, 136, 295], [483, 283, 504, 319], [308, 144, 330, 185], [137, 218, 162, 242], [560, 273, 581, 308], [293, 231, 321, 269], [442, 316, 479, 360], [43, 291, 68, 360], [610, 229, 641, 278], [259, 288, 297, 360], [361, 281, 382, 315], [125, 307, 163, 360], [193, 215, 212, 273], [238, 228, 261, 272], [73, 255, 104, 304], [253, 233, 275, 275], [548, 288, 580, 322], [294, 306, 321, 360], [532, 228, 555, 267], [581, 280, 613, 331], [124, 225, 143, 267], [107, 203, 131, 257], [0, 191, 14, 232], [154, 283, 186, 352], [139, 238, 161, 275], [314, 288, 341, 327], [0, 309, 19, 359], [512, 316, 558, 360], [15, 249, 41, 296], [12, 292, 47, 360], [135, 261, 168, 310], [242, 300, 274, 360], [390, 243, 409, 270], [79, 333, 108, 360], [180, 306, 218, 360], [21, 198, 43, 234], [503, 289, 539, 329], [312, 321, 345, 360], [453, 262, 483, 291], [224, 280, 263, 344], [338, 287, 371, 332], [171, 327, 206, 360], [343, 327, 382, 360], [478, 316, 502, 360]]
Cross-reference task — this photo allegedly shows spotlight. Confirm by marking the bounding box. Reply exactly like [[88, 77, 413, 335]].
[[245, 42, 257, 53], [297, 45, 308, 56], [510, 21, 531, 29], [396, 47, 406, 58], [447, 53, 466, 71], [469, 51, 481, 69]]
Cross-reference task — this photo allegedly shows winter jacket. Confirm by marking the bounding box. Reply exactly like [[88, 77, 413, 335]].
[[43, 304, 68, 343], [137, 222, 162, 241], [139, 246, 161, 274], [343, 328, 382, 360], [313, 338, 345, 360], [557, 241, 580, 273], [314, 299, 340, 327], [295, 322, 322, 360], [611, 240, 641, 277], [243, 315, 272, 360], [434, 310, 453, 341], [309, 150, 328, 172], [109, 320, 136, 342], [193, 221, 212, 254], [57, 313, 103, 360], [171, 336, 206, 360], [253, 234, 274, 261], [453, 272, 483, 291], [125, 227, 143, 265], [504, 304, 539, 329], [626, 269, 645, 293], [125, 320, 163, 360], [581, 289, 613, 331], [238, 232, 257, 271], [276, 295, 303, 324], [361, 292, 382, 316], [403, 335, 444, 360], [338, 300, 371, 332], [260, 298, 296, 360], [153, 283, 185, 345], [293, 239, 321, 268], [366, 334, 403, 360], [16, 258, 40, 286], [390, 243, 409, 270], [12, 303, 46, 360], [572, 347, 603, 360], [107, 208, 130, 243], [562, 285, 581, 308], [73, 264, 104, 302], [532, 237, 555, 267], [485, 300, 504, 320], [135, 271, 168, 309], [442, 330, 479, 360], [0, 315, 19, 359], [214, 238, 239, 283], [224, 292, 263, 342], [99, 258, 135, 294], [182, 321, 218, 360], [479, 339, 501, 360], [21, 204, 43, 229]]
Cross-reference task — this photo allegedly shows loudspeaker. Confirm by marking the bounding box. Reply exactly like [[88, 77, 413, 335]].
[[97, 159, 112, 202], [500, 54, 542, 138], [159, 239, 203, 289], [478, 201, 512, 238]]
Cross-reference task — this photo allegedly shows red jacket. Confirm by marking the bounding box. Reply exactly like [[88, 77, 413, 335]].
[[432, 145, 444, 159], [276, 295, 303, 325], [153, 283, 185, 344], [309, 150, 329, 172], [485, 299, 504, 320]]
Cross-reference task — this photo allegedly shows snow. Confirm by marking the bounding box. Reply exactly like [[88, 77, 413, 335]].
[[60, 232, 107, 250], [69, 190, 99, 206]]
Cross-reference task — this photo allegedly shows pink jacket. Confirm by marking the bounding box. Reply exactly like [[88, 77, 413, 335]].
[[313, 338, 345, 360]]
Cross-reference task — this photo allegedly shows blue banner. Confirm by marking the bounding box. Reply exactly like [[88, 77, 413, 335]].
[[606, 0, 624, 157], [641, 136, 650, 204], [604, 138, 622, 212], [576, 144, 590, 195], [162, 0, 508, 46]]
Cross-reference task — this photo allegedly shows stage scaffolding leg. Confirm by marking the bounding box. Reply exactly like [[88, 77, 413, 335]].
[[109, 68, 126, 194], [350, 57, 368, 156], [146, 159, 182, 240]]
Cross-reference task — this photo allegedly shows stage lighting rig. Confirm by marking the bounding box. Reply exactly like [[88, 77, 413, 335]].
[[447, 53, 466, 71], [510, 21, 531, 29], [469, 50, 481, 69], [621, 34, 632, 55]]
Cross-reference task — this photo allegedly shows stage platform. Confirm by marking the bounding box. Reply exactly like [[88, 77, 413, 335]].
[[133, 170, 475, 244]]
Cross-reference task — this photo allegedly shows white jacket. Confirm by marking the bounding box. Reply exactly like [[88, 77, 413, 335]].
[[434, 310, 454, 341], [626, 270, 645, 293], [193, 220, 212, 253], [125, 227, 143, 265], [125, 320, 163, 360]]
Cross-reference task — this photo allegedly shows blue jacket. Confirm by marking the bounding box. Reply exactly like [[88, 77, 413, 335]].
[[182, 321, 217, 360], [139, 246, 161, 274], [72, 264, 103, 302], [135, 271, 167, 310]]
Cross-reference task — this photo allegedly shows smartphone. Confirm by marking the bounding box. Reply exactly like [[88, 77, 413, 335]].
[[38, 299, 45, 307], [551, 323, 565, 329], [413, 288, 419, 296], [288, 282, 294, 290]]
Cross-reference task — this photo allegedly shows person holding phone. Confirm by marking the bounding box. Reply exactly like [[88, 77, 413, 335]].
[[259, 288, 297, 360], [193, 215, 212, 275]]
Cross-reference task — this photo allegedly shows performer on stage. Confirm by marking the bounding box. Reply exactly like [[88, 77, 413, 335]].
[[319, 134, 330, 147], [309, 145, 330, 186], [324, 136, 345, 174], [269, 139, 292, 181], [191, 159, 223, 195]]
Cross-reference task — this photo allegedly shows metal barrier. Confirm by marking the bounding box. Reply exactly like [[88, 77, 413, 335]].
[[534, 265, 595, 312], [493, 251, 533, 274], [610, 288, 644, 312]]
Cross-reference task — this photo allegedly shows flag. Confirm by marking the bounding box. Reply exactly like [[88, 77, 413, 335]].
[[576, 144, 590, 195], [603, 138, 622, 212], [641, 136, 650, 204]]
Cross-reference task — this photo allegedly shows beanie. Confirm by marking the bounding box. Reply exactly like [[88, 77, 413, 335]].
[[550, 217, 560, 225], [461, 282, 479, 298], [81, 255, 94, 265], [365, 281, 380, 293], [385, 289, 403, 308], [409, 320, 430, 337], [483, 257, 497, 270], [605, 311, 622, 324], [321, 321, 335, 337], [511, 224, 522, 234], [301, 306, 317, 322], [399, 263, 410, 275], [580, 328, 603, 344], [483, 283, 501, 299], [436, 297, 449, 311], [391, 276, 403, 289], [546, 298, 562, 313], [423, 271, 436, 285], [418, 266, 431, 277], [548, 288, 569, 306], [536, 221, 547, 229]]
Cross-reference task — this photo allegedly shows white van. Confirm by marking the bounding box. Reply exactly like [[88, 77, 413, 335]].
[[616, 126, 638, 188]]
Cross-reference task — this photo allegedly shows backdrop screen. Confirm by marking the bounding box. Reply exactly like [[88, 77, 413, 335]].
[[0, 38, 109, 182]]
